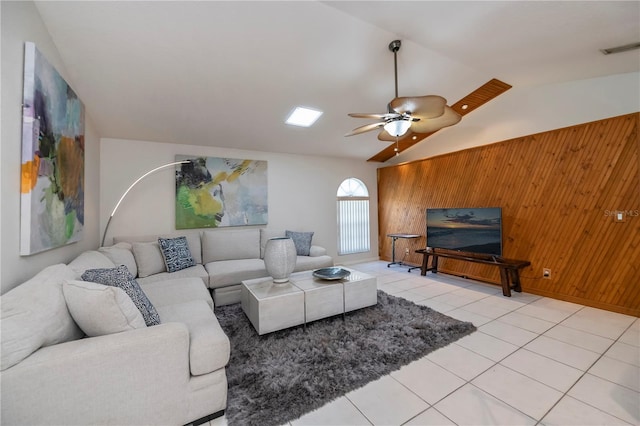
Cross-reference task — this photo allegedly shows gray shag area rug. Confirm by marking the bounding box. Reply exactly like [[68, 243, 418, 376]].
[[215, 290, 475, 426]]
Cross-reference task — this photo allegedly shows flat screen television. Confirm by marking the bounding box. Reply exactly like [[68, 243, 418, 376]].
[[426, 207, 502, 256]]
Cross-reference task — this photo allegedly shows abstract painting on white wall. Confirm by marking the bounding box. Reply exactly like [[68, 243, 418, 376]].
[[20, 42, 85, 255], [175, 155, 268, 229]]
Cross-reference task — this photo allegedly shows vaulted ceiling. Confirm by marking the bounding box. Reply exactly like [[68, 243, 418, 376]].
[[35, 1, 640, 161]]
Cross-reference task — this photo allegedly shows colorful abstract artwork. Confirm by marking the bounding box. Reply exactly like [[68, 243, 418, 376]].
[[175, 155, 268, 229], [20, 42, 85, 255]]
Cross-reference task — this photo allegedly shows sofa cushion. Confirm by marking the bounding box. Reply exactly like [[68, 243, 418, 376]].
[[1, 264, 84, 371], [99, 242, 137, 277], [202, 229, 260, 263], [132, 242, 167, 278], [63, 280, 147, 337], [140, 277, 214, 311], [158, 236, 196, 273], [136, 264, 209, 288], [205, 258, 268, 288], [81, 266, 161, 327], [286, 230, 314, 256], [68, 251, 116, 279], [212, 286, 243, 307], [114, 232, 203, 264], [155, 300, 230, 376]]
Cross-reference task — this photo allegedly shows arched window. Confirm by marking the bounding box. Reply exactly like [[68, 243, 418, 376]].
[[337, 178, 370, 255]]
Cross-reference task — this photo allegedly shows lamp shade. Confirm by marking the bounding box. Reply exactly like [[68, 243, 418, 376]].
[[383, 120, 411, 137]]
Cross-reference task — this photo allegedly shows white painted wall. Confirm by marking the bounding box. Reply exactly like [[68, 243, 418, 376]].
[[100, 138, 380, 265], [389, 72, 640, 165], [1, 1, 101, 294]]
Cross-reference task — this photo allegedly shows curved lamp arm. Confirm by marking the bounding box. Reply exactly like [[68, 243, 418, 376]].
[[101, 160, 191, 247]]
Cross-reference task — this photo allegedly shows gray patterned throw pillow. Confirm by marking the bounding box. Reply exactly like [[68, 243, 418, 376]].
[[81, 266, 161, 326], [158, 236, 196, 273], [285, 230, 314, 256]]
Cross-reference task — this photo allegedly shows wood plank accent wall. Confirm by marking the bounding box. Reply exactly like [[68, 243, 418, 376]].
[[377, 113, 640, 316]]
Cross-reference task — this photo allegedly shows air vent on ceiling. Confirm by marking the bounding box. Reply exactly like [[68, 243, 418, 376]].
[[600, 42, 640, 55]]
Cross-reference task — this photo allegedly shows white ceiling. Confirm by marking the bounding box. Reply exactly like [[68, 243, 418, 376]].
[[35, 1, 640, 161]]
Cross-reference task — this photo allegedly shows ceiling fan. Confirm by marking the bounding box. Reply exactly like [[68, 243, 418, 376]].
[[345, 40, 462, 141]]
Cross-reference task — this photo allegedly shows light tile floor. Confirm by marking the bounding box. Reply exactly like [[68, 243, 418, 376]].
[[210, 260, 640, 426]]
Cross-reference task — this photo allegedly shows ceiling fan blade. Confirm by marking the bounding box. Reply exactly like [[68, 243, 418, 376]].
[[390, 95, 447, 119], [348, 112, 399, 120], [410, 106, 462, 133], [344, 121, 385, 137]]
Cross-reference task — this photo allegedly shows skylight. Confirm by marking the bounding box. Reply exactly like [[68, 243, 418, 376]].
[[285, 106, 323, 127]]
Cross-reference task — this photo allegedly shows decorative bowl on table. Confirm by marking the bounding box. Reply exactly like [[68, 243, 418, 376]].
[[313, 267, 351, 280]]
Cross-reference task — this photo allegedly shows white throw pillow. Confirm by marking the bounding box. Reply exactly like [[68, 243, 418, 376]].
[[99, 242, 138, 277], [1, 264, 84, 371], [132, 242, 167, 277], [63, 280, 147, 337], [67, 250, 116, 279]]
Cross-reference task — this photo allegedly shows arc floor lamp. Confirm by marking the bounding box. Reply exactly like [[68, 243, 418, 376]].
[[100, 160, 191, 247]]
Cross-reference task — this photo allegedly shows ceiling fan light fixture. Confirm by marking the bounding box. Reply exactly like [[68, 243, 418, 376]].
[[383, 120, 411, 137]]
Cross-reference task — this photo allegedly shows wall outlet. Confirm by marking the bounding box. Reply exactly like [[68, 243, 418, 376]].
[[543, 268, 551, 279], [405, 248, 410, 254]]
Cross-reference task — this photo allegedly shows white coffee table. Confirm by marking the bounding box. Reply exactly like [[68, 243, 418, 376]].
[[241, 267, 377, 335]]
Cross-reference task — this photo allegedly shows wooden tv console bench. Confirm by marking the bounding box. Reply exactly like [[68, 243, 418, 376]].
[[415, 247, 531, 297]]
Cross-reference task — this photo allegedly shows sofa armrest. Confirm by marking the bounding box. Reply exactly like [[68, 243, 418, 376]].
[[309, 245, 327, 257], [1, 323, 193, 425]]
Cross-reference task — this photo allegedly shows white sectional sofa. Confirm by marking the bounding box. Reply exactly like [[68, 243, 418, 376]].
[[1, 252, 229, 426], [113, 228, 334, 306], [0, 227, 333, 425]]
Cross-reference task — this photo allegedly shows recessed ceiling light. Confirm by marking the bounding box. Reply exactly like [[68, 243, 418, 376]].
[[461, 104, 469, 110], [285, 106, 323, 127]]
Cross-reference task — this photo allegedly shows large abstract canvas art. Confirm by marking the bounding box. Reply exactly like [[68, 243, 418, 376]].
[[175, 155, 268, 229], [20, 42, 85, 255]]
